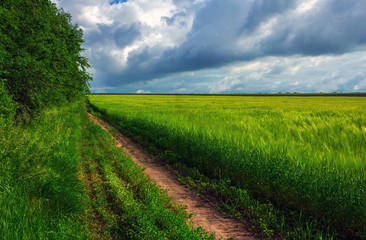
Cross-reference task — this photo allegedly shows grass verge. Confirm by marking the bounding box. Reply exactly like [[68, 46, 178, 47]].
[[0, 101, 88, 239], [80, 107, 215, 239], [0, 100, 214, 239]]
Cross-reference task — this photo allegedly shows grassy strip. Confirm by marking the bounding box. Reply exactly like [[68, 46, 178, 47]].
[[78, 143, 115, 239], [0, 100, 215, 239], [0, 102, 89, 239], [87, 99, 361, 239], [80, 111, 215, 239]]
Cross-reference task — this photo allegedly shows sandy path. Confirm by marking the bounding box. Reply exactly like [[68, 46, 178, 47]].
[[87, 112, 258, 240]]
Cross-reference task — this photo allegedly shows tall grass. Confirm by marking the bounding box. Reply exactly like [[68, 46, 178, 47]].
[[0, 102, 88, 239], [88, 95, 366, 238], [0, 99, 212, 239], [80, 115, 214, 239]]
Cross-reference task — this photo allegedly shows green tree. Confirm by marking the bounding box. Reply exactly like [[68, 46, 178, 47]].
[[0, 22, 16, 122], [0, 0, 92, 118]]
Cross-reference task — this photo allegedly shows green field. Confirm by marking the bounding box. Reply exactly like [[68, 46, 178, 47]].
[[88, 95, 366, 239]]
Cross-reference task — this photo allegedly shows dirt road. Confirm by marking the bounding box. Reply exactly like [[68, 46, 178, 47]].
[[87, 112, 258, 240]]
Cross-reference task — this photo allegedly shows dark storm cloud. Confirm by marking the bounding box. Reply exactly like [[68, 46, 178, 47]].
[[100, 0, 253, 84], [101, 0, 366, 85], [261, 0, 366, 56], [85, 22, 140, 48], [50, 0, 366, 92], [240, 0, 300, 34]]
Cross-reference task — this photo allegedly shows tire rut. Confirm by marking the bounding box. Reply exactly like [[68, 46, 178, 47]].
[[87, 112, 258, 240]]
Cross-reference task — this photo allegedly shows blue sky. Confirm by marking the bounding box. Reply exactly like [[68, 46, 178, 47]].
[[109, 0, 128, 6], [52, 0, 366, 93]]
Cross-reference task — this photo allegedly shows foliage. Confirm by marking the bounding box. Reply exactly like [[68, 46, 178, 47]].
[[0, 79, 16, 124], [88, 95, 366, 239], [0, 30, 16, 123], [0, 0, 91, 117]]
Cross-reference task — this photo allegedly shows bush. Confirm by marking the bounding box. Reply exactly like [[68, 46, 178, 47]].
[[0, 0, 91, 117]]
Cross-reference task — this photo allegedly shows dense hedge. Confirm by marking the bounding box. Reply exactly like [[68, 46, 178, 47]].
[[0, 0, 91, 118]]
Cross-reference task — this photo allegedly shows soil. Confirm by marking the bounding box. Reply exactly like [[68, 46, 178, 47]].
[[87, 112, 258, 240]]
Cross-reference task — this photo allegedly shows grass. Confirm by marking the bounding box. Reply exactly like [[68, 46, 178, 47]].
[[87, 95, 366, 239], [0, 100, 214, 239], [0, 101, 88, 239], [79, 114, 214, 239]]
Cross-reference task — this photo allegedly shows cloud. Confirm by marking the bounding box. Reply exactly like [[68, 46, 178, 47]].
[[136, 89, 151, 93], [259, 0, 366, 56], [337, 74, 366, 92], [85, 22, 141, 48], [146, 0, 366, 76], [209, 52, 366, 93], [240, 0, 300, 34], [52, 0, 366, 93]]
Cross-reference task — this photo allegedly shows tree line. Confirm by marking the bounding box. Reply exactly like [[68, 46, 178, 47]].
[[0, 0, 91, 120]]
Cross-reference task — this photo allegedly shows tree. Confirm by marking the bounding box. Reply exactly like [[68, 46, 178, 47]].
[[0, 0, 92, 118]]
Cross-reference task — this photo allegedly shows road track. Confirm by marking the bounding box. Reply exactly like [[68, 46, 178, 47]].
[[87, 112, 258, 240]]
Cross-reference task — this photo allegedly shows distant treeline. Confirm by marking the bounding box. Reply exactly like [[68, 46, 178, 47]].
[[0, 0, 91, 120], [91, 92, 366, 97]]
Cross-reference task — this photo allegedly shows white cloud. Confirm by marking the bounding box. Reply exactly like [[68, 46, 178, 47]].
[[136, 89, 151, 93], [185, 51, 365, 94], [52, 0, 366, 93], [295, 0, 319, 14]]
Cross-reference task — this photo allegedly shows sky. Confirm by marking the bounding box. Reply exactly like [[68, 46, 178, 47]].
[[51, 0, 366, 93]]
